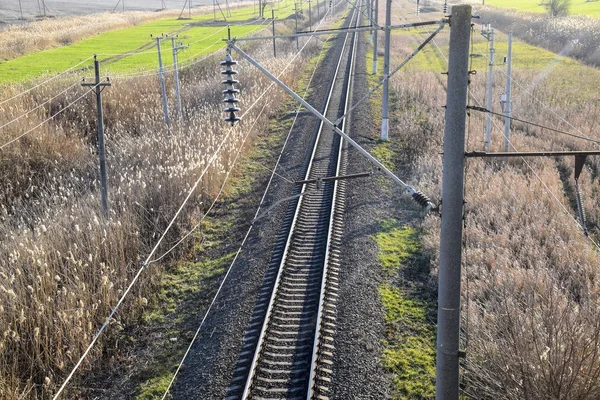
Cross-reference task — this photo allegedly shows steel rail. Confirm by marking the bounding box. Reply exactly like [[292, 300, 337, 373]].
[[239, 3, 360, 399], [307, 6, 359, 397]]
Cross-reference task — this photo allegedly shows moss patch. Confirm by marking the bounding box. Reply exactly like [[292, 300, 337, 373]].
[[374, 220, 436, 399], [373, 219, 419, 275], [380, 285, 436, 400]]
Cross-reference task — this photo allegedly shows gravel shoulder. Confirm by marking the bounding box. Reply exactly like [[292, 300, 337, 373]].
[[169, 31, 350, 400]]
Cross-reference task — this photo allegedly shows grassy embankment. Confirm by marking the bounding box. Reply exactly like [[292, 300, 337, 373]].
[[0, 0, 297, 83], [0, 1, 333, 397], [482, 0, 600, 17], [364, 30, 437, 398], [132, 22, 343, 397]]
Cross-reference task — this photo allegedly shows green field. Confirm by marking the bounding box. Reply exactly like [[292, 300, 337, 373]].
[[483, 0, 600, 17], [0, 1, 296, 83]]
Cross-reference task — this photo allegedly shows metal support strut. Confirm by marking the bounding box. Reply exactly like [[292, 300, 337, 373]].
[[226, 42, 433, 210]]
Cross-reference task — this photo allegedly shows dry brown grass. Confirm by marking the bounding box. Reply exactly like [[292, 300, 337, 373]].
[[0, 18, 322, 397], [385, 6, 600, 396]]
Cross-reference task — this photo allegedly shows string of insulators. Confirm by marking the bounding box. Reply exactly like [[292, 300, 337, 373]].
[[575, 180, 589, 236], [443, 1, 448, 14], [221, 53, 241, 126]]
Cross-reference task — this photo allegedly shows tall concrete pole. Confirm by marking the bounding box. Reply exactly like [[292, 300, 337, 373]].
[[367, 0, 372, 44], [484, 27, 494, 151], [381, 0, 391, 141], [372, 0, 378, 74], [171, 37, 184, 122], [156, 37, 171, 134], [436, 5, 471, 400], [82, 55, 111, 218], [504, 31, 513, 152], [272, 9, 277, 57]]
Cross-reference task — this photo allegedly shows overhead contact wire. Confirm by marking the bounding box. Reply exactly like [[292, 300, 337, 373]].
[[159, 9, 335, 398]]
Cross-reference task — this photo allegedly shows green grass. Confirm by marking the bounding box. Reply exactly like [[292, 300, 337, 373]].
[[373, 220, 435, 399], [380, 285, 436, 400], [484, 0, 600, 17], [373, 220, 420, 275], [136, 371, 174, 400], [0, 0, 298, 83]]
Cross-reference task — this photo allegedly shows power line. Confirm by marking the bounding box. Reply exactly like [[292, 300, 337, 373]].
[[150, 1, 334, 264], [468, 34, 597, 150], [467, 105, 600, 146], [0, 85, 97, 150], [159, 10, 335, 397], [0, 56, 94, 106], [0, 82, 79, 131]]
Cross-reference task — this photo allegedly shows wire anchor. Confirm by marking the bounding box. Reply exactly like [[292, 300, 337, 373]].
[[221, 50, 241, 126]]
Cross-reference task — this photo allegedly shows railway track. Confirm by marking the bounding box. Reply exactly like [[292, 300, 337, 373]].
[[224, 3, 362, 399]]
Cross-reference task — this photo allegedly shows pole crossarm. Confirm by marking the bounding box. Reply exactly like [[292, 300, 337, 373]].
[[230, 19, 446, 41], [465, 150, 600, 158], [228, 42, 433, 210]]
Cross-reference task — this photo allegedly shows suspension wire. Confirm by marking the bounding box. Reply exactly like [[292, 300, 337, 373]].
[[0, 56, 94, 106], [52, 101, 243, 400], [468, 38, 598, 149], [467, 106, 600, 147], [0, 82, 80, 131], [248, 161, 295, 183], [53, 8, 331, 396], [159, 10, 334, 399], [149, 99, 272, 265], [469, 92, 600, 250], [0, 84, 98, 150], [91, 19, 270, 80]]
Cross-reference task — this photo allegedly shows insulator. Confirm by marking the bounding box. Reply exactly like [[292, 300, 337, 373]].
[[220, 54, 238, 66], [223, 97, 240, 104], [411, 190, 432, 209], [221, 78, 239, 85], [223, 89, 240, 96], [575, 180, 589, 236], [225, 112, 241, 124], [224, 106, 241, 113], [221, 68, 238, 76]]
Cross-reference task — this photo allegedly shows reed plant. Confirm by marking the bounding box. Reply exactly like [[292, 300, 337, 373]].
[[0, 21, 321, 397]]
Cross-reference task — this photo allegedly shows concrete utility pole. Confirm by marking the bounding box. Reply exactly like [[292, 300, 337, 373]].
[[308, 0, 312, 30], [372, 0, 378, 74], [156, 36, 171, 134], [294, 2, 299, 50], [272, 9, 277, 57], [367, 0, 372, 44], [482, 25, 494, 151], [381, 0, 392, 141], [503, 31, 513, 152], [171, 37, 186, 122], [436, 5, 471, 400], [82, 55, 112, 218]]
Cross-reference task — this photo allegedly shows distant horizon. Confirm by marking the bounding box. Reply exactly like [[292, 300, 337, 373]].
[[0, 0, 218, 25]]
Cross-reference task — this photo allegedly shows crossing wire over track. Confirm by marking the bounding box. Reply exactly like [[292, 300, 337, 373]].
[[224, 1, 362, 398]]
